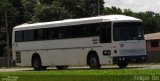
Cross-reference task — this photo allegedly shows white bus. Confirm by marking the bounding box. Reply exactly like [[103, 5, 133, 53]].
[[12, 15, 147, 70]]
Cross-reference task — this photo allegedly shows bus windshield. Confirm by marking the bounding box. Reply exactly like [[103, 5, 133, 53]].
[[113, 22, 144, 41]]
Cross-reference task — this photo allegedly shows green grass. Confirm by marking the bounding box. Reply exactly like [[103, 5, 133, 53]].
[[1, 69, 160, 81], [0, 69, 160, 75]]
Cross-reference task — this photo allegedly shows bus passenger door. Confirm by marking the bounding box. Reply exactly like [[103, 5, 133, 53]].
[[99, 22, 112, 64]]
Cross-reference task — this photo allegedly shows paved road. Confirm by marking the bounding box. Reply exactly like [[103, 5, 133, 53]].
[[0, 64, 160, 72]]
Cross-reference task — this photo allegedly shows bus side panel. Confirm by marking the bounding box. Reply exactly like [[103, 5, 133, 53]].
[[40, 48, 87, 66], [46, 49, 66, 66], [36, 50, 52, 66], [64, 48, 88, 66], [20, 51, 34, 66], [93, 46, 113, 65]]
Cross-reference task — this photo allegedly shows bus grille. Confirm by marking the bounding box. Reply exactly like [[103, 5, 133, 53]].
[[16, 51, 21, 63], [119, 49, 145, 55]]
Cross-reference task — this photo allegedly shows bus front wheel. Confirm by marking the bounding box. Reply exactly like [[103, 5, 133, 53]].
[[117, 63, 128, 68], [56, 66, 68, 70], [88, 55, 101, 69]]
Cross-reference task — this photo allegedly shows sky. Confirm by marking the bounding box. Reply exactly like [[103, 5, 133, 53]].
[[104, 0, 160, 13]]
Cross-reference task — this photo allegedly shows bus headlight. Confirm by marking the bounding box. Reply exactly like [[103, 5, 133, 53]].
[[119, 58, 122, 61], [119, 57, 125, 61], [122, 58, 125, 61], [142, 57, 145, 60]]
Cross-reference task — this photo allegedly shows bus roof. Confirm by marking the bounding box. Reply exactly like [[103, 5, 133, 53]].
[[14, 15, 142, 31]]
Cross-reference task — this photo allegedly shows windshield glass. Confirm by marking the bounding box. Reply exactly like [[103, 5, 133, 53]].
[[113, 22, 144, 41]]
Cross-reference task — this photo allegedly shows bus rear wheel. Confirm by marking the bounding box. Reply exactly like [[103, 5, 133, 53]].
[[56, 66, 68, 70], [42, 66, 47, 70], [33, 56, 42, 70], [88, 55, 101, 69]]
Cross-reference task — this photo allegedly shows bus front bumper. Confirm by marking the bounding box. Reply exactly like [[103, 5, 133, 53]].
[[113, 55, 147, 64]]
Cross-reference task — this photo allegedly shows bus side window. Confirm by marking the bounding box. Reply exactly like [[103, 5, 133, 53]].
[[23, 30, 34, 41], [15, 31, 23, 42], [36, 29, 44, 40], [47, 28, 59, 40], [100, 22, 111, 43]]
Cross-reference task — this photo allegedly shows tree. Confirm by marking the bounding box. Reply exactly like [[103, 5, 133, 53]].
[[32, 0, 105, 22], [59, 0, 84, 18], [123, 9, 134, 16], [21, 0, 40, 22], [83, 0, 104, 16], [103, 6, 122, 15], [32, 1, 72, 22], [39, 0, 54, 5], [9, 0, 25, 25], [142, 12, 159, 33], [0, 0, 18, 57]]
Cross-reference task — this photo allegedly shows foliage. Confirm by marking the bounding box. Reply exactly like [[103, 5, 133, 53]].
[[103, 6, 122, 15], [21, 0, 40, 21], [32, 1, 72, 22], [32, 0, 105, 21], [82, 0, 104, 17], [0, 0, 18, 57]]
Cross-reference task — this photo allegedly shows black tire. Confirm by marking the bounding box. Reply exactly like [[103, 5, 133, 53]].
[[33, 56, 42, 70], [56, 66, 68, 70], [42, 66, 47, 70], [88, 55, 101, 69], [117, 63, 128, 68]]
